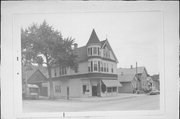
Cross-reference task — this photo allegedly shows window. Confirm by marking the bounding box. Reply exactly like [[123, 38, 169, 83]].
[[98, 61, 100, 72], [83, 85, 86, 94], [91, 61, 93, 72], [88, 61, 91, 72], [111, 64, 113, 73], [107, 63, 109, 72], [101, 62, 103, 72], [93, 47, 97, 55], [112, 87, 117, 92], [59, 67, 62, 75], [98, 47, 100, 55], [94, 61, 98, 71], [59, 67, 67, 75], [55, 85, 61, 93], [104, 63, 106, 72], [88, 47, 92, 55], [74, 67, 78, 73], [82, 84, 89, 94], [107, 87, 111, 92], [54, 68, 57, 77], [64, 67, 67, 74]]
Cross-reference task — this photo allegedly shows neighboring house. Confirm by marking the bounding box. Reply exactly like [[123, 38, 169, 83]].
[[22, 65, 49, 97], [118, 66, 150, 94], [151, 74, 160, 91], [50, 29, 121, 98]]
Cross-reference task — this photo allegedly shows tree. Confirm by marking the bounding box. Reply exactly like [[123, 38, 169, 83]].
[[21, 20, 78, 99]]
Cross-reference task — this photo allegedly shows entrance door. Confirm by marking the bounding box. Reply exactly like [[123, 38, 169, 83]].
[[40, 87, 48, 96], [92, 86, 97, 96]]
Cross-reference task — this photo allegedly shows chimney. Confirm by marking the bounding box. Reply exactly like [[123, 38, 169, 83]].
[[74, 43, 78, 49], [130, 65, 133, 69]]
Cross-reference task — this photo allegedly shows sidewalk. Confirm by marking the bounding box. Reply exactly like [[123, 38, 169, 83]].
[[55, 93, 146, 102]]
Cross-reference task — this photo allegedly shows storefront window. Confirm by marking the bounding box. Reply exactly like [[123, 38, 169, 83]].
[[112, 87, 117, 92], [82, 84, 89, 94], [107, 87, 111, 92]]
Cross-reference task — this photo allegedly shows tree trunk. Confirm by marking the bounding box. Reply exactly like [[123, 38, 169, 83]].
[[47, 66, 55, 99], [49, 78, 54, 99]]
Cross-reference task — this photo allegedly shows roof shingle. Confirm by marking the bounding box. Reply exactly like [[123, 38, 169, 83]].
[[118, 67, 146, 82], [86, 29, 100, 46]]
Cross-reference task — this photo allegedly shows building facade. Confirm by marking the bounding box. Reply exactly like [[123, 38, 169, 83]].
[[118, 67, 150, 94], [51, 29, 121, 98]]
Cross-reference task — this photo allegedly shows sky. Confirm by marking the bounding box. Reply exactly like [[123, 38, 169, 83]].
[[19, 11, 162, 75]]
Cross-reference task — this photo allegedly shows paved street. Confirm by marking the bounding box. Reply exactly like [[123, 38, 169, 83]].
[[23, 94, 160, 112]]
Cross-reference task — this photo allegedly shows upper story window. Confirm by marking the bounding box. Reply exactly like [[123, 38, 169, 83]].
[[87, 46, 100, 56], [93, 47, 97, 55], [94, 61, 98, 71], [88, 60, 113, 74], [111, 64, 114, 73], [88, 47, 92, 55], [100, 62, 103, 72], [103, 48, 110, 59], [54, 68, 57, 77], [59, 67, 67, 76], [107, 63, 109, 72]]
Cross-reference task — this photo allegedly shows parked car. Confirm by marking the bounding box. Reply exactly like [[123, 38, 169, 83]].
[[148, 89, 160, 95]]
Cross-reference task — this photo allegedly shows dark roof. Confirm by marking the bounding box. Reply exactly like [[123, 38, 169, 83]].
[[118, 67, 146, 82], [27, 69, 48, 84], [74, 46, 88, 62], [86, 29, 100, 46], [100, 40, 107, 47]]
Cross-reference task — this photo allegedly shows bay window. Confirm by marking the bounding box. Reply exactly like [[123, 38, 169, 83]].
[[93, 47, 97, 55], [104, 63, 106, 72], [101, 62, 103, 72], [107, 63, 109, 72], [94, 61, 98, 71], [88, 47, 92, 56], [111, 64, 114, 73], [87, 46, 101, 56]]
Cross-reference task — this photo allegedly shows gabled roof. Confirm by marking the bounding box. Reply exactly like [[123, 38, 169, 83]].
[[118, 67, 146, 82], [100, 40, 106, 47], [22, 65, 48, 80], [86, 29, 100, 46], [102, 39, 118, 63], [27, 69, 48, 84]]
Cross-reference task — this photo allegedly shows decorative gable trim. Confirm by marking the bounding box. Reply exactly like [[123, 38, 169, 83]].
[[101, 39, 118, 63]]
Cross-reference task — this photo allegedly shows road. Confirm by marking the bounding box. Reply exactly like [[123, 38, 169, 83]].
[[23, 94, 159, 112]]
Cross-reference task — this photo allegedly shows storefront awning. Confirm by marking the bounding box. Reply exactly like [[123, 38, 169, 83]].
[[102, 80, 122, 87]]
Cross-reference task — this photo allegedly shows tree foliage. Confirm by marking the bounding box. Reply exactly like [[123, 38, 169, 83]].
[[21, 20, 78, 99]]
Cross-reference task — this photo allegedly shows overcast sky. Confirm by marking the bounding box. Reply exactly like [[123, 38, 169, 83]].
[[20, 11, 162, 75]]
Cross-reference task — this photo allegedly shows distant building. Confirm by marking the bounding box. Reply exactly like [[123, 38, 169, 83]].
[[117, 67, 150, 94], [50, 29, 121, 98], [151, 74, 160, 91], [22, 65, 49, 97]]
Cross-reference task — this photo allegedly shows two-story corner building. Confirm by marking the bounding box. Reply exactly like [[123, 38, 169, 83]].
[[50, 29, 121, 98]]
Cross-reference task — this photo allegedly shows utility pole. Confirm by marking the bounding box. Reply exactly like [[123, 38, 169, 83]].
[[136, 62, 138, 74]]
